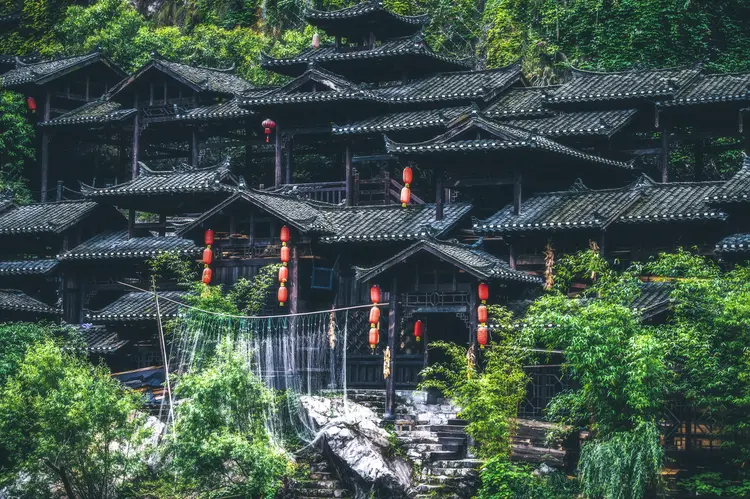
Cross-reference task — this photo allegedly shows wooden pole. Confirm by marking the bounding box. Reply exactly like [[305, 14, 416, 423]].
[[469, 285, 478, 364], [127, 208, 135, 239], [435, 167, 444, 220], [274, 124, 282, 187], [285, 135, 293, 185], [384, 276, 399, 421], [694, 141, 704, 181], [514, 172, 522, 215], [508, 241, 516, 270], [244, 127, 253, 173], [190, 129, 199, 167], [40, 91, 51, 202], [158, 213, 166, 237], [290, 245, 299, 316], [660, 126, 670, 183], [345, 143, 353, 206], [131, 113, 140, 179]]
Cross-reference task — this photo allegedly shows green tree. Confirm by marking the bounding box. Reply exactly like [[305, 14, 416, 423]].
[[156, 340, 290, 498], [0, 91, 34, 202], [0, 339, 147, 499], [0, 321, 53, 385]]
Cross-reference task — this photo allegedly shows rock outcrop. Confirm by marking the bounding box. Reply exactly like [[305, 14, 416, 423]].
[[300, 396, 413, 499]]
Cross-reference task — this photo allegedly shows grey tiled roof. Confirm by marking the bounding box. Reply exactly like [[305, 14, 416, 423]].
[[242, 66, 381, 106], [332, 106, 470, 135], [81, 160, 237, 197], [260, 34, 470, 75], [355, 238, 542, 284], [0, 200, 102, 235], [547, 65, 701, 104], [0, 196, 15, 214], [87, 291, 189, 322], [0, 51, 123, 88], [152, 58, 253, 94], [375, 62, 520, 104], [618, 178, 725, 224], [474, 180, 642, 233], [0, 259, 58, 275], [177, 189, 336, 236], [73, 325, 129, 354], [663, 72, 750, 107], [483, 87, 555, 118], [504, 109, 638, 138], [318, 202, 472, 243], [707, 155, 750, 203], [304, 1, 429, 35], [176, 98, 253, 121], [385, 113, 633, 169], [59, 230, 201, 260], [0, 289, 61, 315], [631, 282, 673, 319], [40, 99, 136, 127], [716, 233, 750, 252]]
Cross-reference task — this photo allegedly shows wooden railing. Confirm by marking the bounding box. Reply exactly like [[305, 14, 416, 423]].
[[275, 175, 427, 206]]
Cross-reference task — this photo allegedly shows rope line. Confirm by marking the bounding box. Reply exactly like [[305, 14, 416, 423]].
[[117, 280, 387, 319]]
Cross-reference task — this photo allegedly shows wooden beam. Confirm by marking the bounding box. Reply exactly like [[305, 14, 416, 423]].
[[453, 177, 515, 187], [345, 143, 353, 207], [352, 154, 397, 163], [513, 172, 522, 215], [384, 276, 399, 421], [40, 91, 51, 202], [274, 123, 282, 187]]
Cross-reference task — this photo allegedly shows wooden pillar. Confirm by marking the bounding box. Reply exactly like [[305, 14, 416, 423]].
[[745, 131, 750, 156], [384, 276, 399, 421], [514, 172, 522, 215], [345, 143, 353, 207], [118, 131, 127, 176], [290, 245, 299, 316], [56, 181, 63, 202], [190, 129, 199, 167], [694, 141, 704, 181], [158, 213, 166, 237], [131, 113, 140, 179], [274, 123, 282, 187], [660, 125, 671, 183], [285, 135, 293, 185], [509, 241, 516, 270], [40, 92, 51, 202], [244, 127, 253, 172], [468, 285, 478, 358], [435, 168, 444, 220], [127, 208, 135, 239]]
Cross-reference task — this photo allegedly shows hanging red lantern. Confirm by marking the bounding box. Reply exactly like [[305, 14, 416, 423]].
[[414, 320, 424, 342], [369, 306, 381, 326], [281, 245, 290, 266], [278, 285, 288, 306], [202, 267, 212, 285], [262, 118, 276, 143], [204, 229, 214, 246], [280, 225, 291, 244], [477, 304, 488, 325], [402, 167, 413, 186], [400, 186, 411, 208], [477, 325, 488, 349], [370, 285, 381, 304], [202, 247, 213, 265], [369, 326, 379, 351], [478, 282, 489, 303], [26, 96, 36, 113], [278, 265, 289, 283]]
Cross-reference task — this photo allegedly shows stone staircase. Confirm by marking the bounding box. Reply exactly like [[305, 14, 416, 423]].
[[345, 389, 482, 499], [293, 455, 353, 499]]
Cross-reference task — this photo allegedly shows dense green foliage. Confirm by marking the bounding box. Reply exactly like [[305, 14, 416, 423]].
[[0, 339, 147, 498], [477, 458, 578, 499], [0, 91, 34, 202], [0, 321, 54, 385]]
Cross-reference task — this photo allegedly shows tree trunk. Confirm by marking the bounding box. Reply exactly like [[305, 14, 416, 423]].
[[45, 460, 77, 499]]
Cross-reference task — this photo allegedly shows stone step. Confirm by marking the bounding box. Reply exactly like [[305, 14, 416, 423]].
[[429, 450, 462, 461], [296, 487, 351, 497], [426, 467, 480, 477], [447, 418, 468, 426], [308, 471, 334, 480], [437, 432, 467, 441], [298, 480, 340, 489], [432, 458, 484, 469], [429, 424, 468, 434]]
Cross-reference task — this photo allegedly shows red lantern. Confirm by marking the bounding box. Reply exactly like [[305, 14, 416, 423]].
[[369, 306, 381, 326], [402, 167, 413, 186], [204, 229, 214, 246], [202, 267, 212, 285], [26, 96, 36, 113], [370, 285, 381, 304], [278, 265, 289, 283], [478, 282, 489, 303], [262, 118, 276, 143], [414, 320, 423, 342], [281, 245, 290, 266], [400, 186, 411, 207], [477, 325, 488, 349], [202, 247, 213, 265], [278, 285, 288, 306], [477, 305, 488, 325], [369, 327, 379, 351], [280, 225, 291, 244]]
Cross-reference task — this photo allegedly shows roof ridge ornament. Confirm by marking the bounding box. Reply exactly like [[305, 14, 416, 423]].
[[632, 173, 657, 189], [569, 178, 589, 192]]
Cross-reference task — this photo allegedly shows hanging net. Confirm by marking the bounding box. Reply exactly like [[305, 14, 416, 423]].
[[163, 304, 356, 446]]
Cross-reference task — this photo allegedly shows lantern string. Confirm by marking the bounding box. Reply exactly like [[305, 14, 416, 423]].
[[117, 280, 389, 319]]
